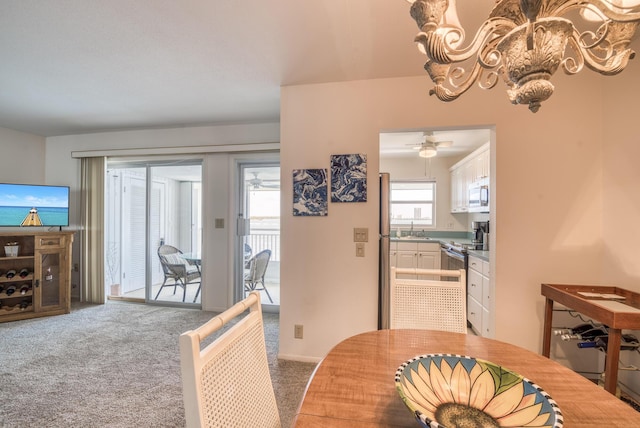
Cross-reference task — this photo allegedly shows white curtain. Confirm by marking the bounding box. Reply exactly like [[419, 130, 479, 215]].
[[80, 157, 106, 303]]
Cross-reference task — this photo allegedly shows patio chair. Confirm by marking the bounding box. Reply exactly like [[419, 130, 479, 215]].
[[179, 291, 280, 428], [390, 267, 467, 334], [156, 245, 201, 302], [244, 249, 273, 303]]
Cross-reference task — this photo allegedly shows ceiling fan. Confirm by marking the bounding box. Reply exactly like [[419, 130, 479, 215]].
[[248, 172, 280, 189], [408, 132, 453, 158]]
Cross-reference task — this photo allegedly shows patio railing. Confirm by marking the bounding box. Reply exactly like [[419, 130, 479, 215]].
[[246, 232, 280, 261]]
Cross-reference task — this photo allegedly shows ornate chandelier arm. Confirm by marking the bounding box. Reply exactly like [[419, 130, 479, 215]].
[[563, 23, 638, 75], [426, 59, 501, 102], [548, 0, 640, 22], [414, 17, 516, 64]]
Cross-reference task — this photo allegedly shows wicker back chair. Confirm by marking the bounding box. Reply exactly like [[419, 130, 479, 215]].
[[157, 245, 201, 302], [179, 292, 280, 428], [390, 267, 467, 334], [243, 249, 273, 303]]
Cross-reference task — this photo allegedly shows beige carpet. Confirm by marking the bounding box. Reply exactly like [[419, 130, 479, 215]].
[[0, 301, 316, 427]]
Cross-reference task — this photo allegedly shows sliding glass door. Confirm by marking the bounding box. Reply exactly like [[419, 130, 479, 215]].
[[237, 163, 280, 310], [105, 158, 202, 306]]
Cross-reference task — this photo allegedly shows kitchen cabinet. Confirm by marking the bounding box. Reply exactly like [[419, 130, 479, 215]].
[[390, 241, 440, 279], [450, 142, 490, 214], [473, 147, 490, 182], [450, 167, 468, 213], [0, 232, 74, 323], [467, 255, 492, 337]]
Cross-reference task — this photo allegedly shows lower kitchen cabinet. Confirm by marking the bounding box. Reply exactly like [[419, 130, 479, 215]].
[[467, 255, 492, 337], [390, 241, 441, 279]]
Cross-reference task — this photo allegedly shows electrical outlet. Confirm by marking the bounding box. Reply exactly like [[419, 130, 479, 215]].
[[294, 324, 303, 339], [356, 242, 365, 257], [446, 222, 454, 229]]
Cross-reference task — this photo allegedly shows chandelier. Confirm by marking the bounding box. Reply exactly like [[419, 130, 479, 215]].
[[405, 0, 640, 112]]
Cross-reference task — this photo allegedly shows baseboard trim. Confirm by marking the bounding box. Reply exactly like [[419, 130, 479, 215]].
[[277, 353, 322, 364]]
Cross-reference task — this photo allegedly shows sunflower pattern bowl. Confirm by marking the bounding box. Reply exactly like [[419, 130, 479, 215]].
[[395, 354, 563, 428]]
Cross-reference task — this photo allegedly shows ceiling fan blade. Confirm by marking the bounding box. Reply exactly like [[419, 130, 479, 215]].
[[435, 140, 453, 148]]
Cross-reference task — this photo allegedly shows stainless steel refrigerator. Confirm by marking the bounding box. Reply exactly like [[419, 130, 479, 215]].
[[378, 172, 391, 329]]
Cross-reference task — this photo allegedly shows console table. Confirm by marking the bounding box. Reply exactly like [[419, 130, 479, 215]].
[[541, 283, 640, 395]]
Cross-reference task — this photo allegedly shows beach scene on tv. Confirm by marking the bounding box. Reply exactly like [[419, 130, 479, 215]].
[[0, 184, 69, 227]]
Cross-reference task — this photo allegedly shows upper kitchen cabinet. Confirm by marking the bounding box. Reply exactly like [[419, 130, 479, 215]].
[[450, 142, 490, 214]]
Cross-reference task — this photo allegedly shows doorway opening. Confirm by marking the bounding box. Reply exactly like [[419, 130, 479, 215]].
[[105, 158, 203, 306]]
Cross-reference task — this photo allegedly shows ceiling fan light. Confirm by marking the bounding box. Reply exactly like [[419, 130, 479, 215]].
[[419, 146, 437, 158]]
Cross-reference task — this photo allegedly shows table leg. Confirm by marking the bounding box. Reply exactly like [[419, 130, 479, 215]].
[[542, 298, 554, 358], [604, 328, 622, 395]]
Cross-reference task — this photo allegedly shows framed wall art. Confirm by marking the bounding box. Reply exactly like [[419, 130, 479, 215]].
[[330, 154, 367, 202], [292, 168, 328, 216]]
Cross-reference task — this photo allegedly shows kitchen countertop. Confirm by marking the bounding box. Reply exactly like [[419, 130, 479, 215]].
[[390, 236, 490, 262]]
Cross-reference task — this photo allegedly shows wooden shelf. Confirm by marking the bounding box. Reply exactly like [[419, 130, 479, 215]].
[[541, 283, 640, 395], [0, 274, 34, 284], [0, 304, 33, 315]]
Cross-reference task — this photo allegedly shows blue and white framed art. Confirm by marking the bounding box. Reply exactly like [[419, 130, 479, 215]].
[[330, 154, 367, 202], [293, 169, 328, 216]]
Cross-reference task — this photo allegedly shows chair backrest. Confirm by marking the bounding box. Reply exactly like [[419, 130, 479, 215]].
[[246, 249, 271, 282], [390, 267, 467, 334], [179, 292, 280, 428], [158, 245, 187, 275]]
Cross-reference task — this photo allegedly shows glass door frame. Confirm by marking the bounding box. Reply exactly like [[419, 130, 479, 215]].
[[105, 156, 203, 307], [234, 158, 280, 312]]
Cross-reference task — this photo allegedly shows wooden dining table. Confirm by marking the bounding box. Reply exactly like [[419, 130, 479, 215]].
[[293, 329, 640, 427]]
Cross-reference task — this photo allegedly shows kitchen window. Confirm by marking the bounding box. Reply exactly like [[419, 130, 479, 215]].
[[390, 180, 435, 228]]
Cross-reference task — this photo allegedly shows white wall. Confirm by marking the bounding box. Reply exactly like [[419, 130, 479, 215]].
[[0, 127, 46, 184], [279, 70, 612, 360], [45, 123, 280, 311], [601, 64, 640, 399]]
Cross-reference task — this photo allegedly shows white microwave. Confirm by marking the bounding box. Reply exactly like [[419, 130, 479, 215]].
[[469, 184, 489, 212]]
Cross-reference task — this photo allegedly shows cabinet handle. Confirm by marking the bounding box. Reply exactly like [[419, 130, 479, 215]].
[[35, 279, 40, 288]]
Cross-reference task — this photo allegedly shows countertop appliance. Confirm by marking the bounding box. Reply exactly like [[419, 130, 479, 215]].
[[471, 221, 490, 250]]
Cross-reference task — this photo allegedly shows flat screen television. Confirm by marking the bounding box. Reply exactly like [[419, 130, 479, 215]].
[[0, 183, 70, 227]]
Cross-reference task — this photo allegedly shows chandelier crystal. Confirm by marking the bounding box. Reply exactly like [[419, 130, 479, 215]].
[[405, 0, 640, 112]]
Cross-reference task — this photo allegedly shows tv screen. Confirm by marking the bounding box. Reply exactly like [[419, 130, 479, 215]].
[[0, 183, 70, 227]]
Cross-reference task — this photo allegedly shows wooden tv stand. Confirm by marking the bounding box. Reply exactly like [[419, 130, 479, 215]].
[[541, 283, 640, 395], [0, 231, 74, 322]]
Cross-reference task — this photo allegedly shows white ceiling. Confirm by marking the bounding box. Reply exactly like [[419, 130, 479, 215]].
[[380, 128, 491, 159], [0, 0, 497, 137]]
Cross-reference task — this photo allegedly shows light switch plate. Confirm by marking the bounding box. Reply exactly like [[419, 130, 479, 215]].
[[354, 227, 368, 242], [215, 218, 225, 229]]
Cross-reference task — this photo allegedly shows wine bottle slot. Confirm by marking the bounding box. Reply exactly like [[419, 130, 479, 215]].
[[19, 268, 29, 278], [553, 323, 606, 337], [20, 284, 31, 295], [5, 269, 16, 279], [5, 285, 16, 296], [575, 334, 640, 351]]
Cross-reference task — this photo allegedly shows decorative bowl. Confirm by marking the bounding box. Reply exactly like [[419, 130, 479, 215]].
[[395, 354, 563, 428]]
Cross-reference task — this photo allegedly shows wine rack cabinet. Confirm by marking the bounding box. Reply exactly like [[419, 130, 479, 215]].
[[0, 231, 74, 323], [542, 283, 640, 396]]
